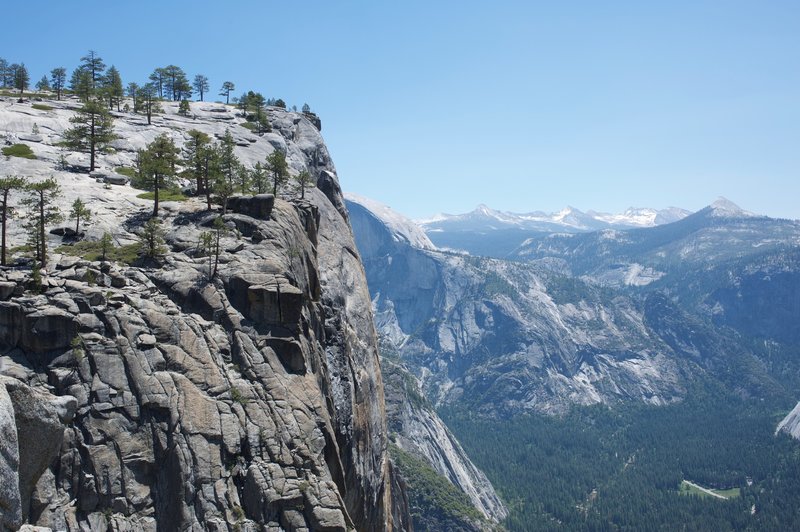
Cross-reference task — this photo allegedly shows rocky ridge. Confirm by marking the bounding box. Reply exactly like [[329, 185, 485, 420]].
[[0, 97, 407, 531], [347, 195, 800, 417]]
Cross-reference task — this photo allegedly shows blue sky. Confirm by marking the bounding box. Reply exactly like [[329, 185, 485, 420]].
[[2, 1, 798, 219]]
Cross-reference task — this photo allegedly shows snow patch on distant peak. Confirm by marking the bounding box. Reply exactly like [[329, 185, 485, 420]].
[[345, 193, 437, 250], [709, 197, 754, 218]]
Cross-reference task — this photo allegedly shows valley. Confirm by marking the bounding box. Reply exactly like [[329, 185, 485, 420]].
[[347, 193, 800, 530]]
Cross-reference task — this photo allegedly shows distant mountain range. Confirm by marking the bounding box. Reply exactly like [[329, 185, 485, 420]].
[[346, 192, 800, 415], [415, 202, 704, 257]]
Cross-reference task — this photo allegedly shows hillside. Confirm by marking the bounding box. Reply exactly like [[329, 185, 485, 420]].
[[0, 93, 412, 531]]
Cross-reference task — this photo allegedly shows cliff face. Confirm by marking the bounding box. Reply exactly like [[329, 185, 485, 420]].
[[381, 359, 507, 525], [778, 402, 800, 440], [0, 98, 406, 531], [346, 197, 688, 416]]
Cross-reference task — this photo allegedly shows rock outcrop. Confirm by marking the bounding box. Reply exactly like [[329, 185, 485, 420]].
[[777, 402, 800, 440], [0, 98, 409, 530], [382, 360, 507, 524]]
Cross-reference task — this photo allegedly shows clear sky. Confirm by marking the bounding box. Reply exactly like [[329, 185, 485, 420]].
[[2, 0, 798, 219]]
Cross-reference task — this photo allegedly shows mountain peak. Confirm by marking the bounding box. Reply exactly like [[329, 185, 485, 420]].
[[344, 193, 437, 250], [708, 197, 754, 218]]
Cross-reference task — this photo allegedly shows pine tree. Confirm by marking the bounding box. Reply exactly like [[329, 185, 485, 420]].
[[219, 81, 235, 104], [13, 63, 29, 100], [103, 65, 124, 111], [236, 164, 251, 194], [302, 103, 311, 113], [149, 67, 166, 99], [127, 82, 139, 111], [212, 165, 235, 215], [80, 50, 106, 89], [35, 75, 50, 92], [178, 99, 191, 116], [21, 177, 63, 267], [0, 58, 9, 88], [69, 68, 93, 101], [163, 65, 191, 101], [100, 231, 113, 261], [193, 74, 209, 101], [70, 198, 91, 234], [218, 130, 239, 188], [183, 130, 211, 196], [266, 150, 289, 196], [250, 162, 269, 194], [136, 83, 162, 124], [294, 170, 315, 199], [139, 134, 179, 217], [63, 99, 115, 172], [0, 176, 27, 266], [201, 142, 220, 211], [139, 217, 166, 258], [50, 67, 66, 100]]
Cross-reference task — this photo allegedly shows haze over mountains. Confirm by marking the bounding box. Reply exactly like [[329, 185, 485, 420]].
[[347, 192, 800, 415], [413, 201, 698, 257]]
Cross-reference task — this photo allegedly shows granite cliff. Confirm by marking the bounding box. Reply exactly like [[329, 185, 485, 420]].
[[346, 195, 800, 417], [0, 97, 409, 531]]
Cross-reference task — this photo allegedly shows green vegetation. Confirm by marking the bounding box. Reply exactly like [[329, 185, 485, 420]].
[[136, 190, 187, 202], [63, 98, 115, 171], [136, 134, 180, 217], [230, 387, 248, 405], [389, 443, 487, 531], [56, 240, 140, 265], [22, 177, 62, 266], [240, 121, 257, 131], [441, 392, 800, 531], [481, 271, 517, 299], [679, 480, 741, 499], [115, 166, 136, 178], [2, 144, 36, 159], [31, 103, 53, 111], [0, 176, 27, 265]]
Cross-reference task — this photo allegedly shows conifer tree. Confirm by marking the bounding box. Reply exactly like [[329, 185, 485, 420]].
[[193, 75, 209, 101], [163, 65, 191, 101], [183, 130, 211, 196], [178, 99, 191, 116], [70, 198, 91, 234], [219, 81, 235, 104], [127, 82, 139, 111], [212, 166, 235, 215], [149, 68, 166, 99], [139, 134, 179, 217], [64, 99, 115, 171], [80, 50, 106, 89], [218, 130, 239, 188], [136, 83, 162, 124], [250, 162, 269, 194], [35, 75, 50, 92], [139, 217, 166, 258], [0, 176, 27, 266], [0, 59, 9, 88], [50, 67, 66, 100], [100, 232, 113, 261], [13, 63, 29, 100], [294, 170, 315, 199], [21, 177, 63, 267], [201, 142, 220, 211], [266, 150, 289, 196], [70, 68, 93, 101], [103, 65, 124, 111]]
